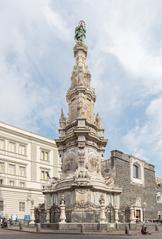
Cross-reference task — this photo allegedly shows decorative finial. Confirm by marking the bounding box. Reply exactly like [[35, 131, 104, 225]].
[[75, 20, 86, 42], [95, 113, 102, 129], [59, 109, 66, 128]]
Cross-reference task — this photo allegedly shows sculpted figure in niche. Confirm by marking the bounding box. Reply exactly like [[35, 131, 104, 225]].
[[77, 98, 86, 117], [78, 67, 85, 86]]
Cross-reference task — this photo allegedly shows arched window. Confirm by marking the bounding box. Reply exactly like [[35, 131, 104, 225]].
[[133, 163, 141, 179]]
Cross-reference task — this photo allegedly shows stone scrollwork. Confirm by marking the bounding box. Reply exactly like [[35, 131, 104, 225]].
[[73, 167, 90, 186], [78, 170, 89, 179], [75, 188, 87, 194], [73, 202, 98, 210], [50, 177, 60, 189], [105, 176, 114, 186]]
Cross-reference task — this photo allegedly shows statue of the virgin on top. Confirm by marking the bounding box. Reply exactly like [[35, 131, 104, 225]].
[[75, 20, 86, 42]]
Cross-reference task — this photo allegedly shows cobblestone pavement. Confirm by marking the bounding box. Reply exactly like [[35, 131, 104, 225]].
[[0, 224, 161, 239], [0, 229, 162, 239], [0, 230, 123, 239]]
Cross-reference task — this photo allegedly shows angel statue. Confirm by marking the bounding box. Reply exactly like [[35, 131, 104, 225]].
[[75, 20, 86, 42]]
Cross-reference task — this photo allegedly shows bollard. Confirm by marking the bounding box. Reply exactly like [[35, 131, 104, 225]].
[[97, 223, 100, 231], [6, 221, 9, 229], [19, 220, 23, 230], [155, 224, 159, 231], [36, 223, 41, 233], [80, 224, 84, 233], [125, 224, 129, 235], [116, 222, 119, 230]]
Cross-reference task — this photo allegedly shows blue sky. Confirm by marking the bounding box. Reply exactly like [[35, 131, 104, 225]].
[[0, 0, 162, 177]]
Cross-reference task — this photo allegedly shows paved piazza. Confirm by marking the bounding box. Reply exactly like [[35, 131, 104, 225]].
[[0, 230, 162, 239]]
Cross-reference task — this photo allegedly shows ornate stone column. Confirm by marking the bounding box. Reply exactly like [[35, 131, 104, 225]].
[[114, 206, 119, 223], [59, 195, 66, 223], [99, 195, 106, 223]]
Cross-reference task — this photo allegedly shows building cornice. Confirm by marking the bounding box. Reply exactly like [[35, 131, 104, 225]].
[[0, 121, 57, 147]]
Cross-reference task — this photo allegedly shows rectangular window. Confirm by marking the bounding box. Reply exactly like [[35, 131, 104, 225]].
[[41, 170, 49, 181], [19, 166, 26, 177], [9, 164, 16, 175], [19, 202, 25, 212], [19, 144, 26, 155], [0, 139, 5, 150], [0, 162, 5, 174], [157, 193, 162, 203], [40, 150, 49, 161], [0, 201, 4, 211], [0, 179, 3, 185], [9, 180, 15, 186], [133, 164, 141, 179], [20, 182, 25, 188], [9, 142, 16, 153]]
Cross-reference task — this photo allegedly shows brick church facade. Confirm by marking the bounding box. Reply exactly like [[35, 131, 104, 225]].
[[102, 150, 162, 222]]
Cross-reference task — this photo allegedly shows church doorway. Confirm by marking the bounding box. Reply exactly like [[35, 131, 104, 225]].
[[135, 209, 141, 222]]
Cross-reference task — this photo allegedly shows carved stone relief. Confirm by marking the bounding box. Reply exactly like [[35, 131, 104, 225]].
[[105, 176, 114, 186], [62, 151, 78, 173], [87, 152, 100, 173]]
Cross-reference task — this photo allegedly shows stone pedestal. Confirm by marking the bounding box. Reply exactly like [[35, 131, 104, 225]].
[[99, 195, 106, 223], [71, 210, 96, 223], [36, 223, 41, 233], [59, 195, 66, 223], [46, 209, 50, 223], [114, 207, 119, 223]]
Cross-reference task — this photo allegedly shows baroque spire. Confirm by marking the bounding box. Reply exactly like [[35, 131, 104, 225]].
[[66, 21, 96, 124], [56, 21, 107, 178]]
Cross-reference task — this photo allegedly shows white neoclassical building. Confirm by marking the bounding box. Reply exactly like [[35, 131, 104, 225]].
[[0, 122, 60, 220]]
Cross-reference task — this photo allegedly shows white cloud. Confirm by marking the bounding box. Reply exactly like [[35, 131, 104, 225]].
[[0, 0, 71, 133], [122, 96, 162, 174], [44, 5, 70, 41]]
